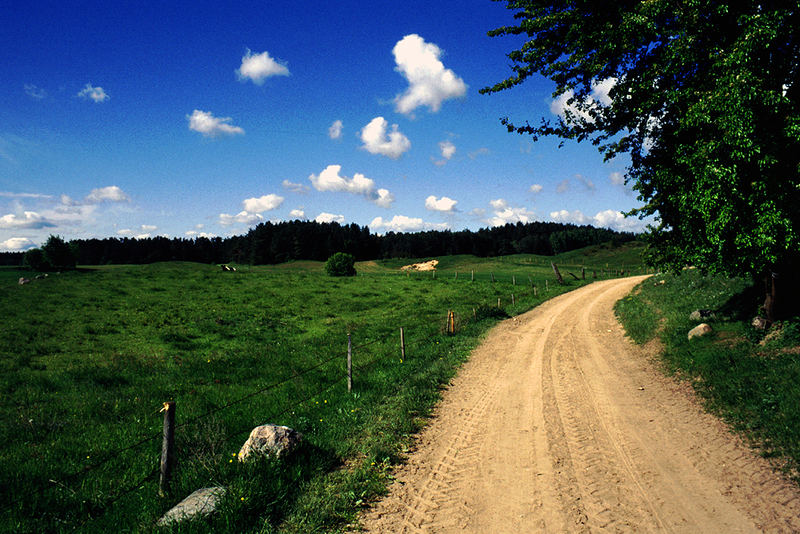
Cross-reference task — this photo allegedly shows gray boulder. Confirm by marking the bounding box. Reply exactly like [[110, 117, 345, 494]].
[[156, 486, 226, 527], [688, 323, 713, 340], [238, 424, 302, 462]]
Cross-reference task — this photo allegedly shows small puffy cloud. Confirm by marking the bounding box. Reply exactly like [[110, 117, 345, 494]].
[[529, 184, 543, 194], [117, 229, 133, 236], [487, 198, 535, 226], [282, 179, 310, 194], [370, 215, 448, 233], [328, 120, 343, 140], [77, 83, 109, 102], [86, 185, 130, 203], [592, 209, 641, 231], [185, 230, 216, 238], [309, 164, 394, 207], [236, 49, 289, 84], [0, 211, 55, 229], [393, 34, 467, 114], [289, 209, 305, 219], [219, 210, 263, 226], [550, 209, 590, 225], [550, 78, 615, 124], [425, 195, 457, 213], [187, 109, 244, 138], [1, 237, 36, 251], [359, 117, 411, 159], [24, 84, 46, 99], [243, 194, 284, 213], [140, 224, 157, 232], [610, 171, 625, 186], [439, 140, 456, 160], [135, 233, 151, 239], [315, 212, 345, 224]]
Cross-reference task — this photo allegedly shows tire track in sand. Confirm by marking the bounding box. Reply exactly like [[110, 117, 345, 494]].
[[357, 277, 800, 533]]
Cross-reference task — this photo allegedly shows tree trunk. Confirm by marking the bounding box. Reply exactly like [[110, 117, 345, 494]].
[[763, 272, 777, 325]]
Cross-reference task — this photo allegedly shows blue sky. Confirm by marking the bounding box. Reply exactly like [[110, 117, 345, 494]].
[[0, 0, 647, 252]]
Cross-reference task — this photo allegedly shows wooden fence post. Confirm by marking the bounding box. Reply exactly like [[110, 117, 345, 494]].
[[545, 280, 549, 291], [473, 307, 477, 320], [497, 297, 501, 308], [581, 267, 585, 280], [447, 310, 455, 335], [511, 294, 515, 306], [534, 286, 538, 296], [347, 334, 352, 393], [400, 327, 406, 361], [551, 262, 564, 285], [159, 401, 176, 497], [471, 270, 474, 282], [512, 275, 516, 286], [491, 272, 495, 283]]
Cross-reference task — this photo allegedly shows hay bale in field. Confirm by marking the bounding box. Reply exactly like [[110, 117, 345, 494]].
[[238, 424, 302, 462], [400, 259, 439, 272], [688, 323, 713, 340]]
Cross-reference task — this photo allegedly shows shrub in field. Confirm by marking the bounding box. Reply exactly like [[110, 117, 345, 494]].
[[23, 248, 48, 271], [23, 235, 77, 271], [325, 252, 356, 277]]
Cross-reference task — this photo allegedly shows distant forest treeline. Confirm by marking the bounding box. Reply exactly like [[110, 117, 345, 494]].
[[0, 220, 636, 266]]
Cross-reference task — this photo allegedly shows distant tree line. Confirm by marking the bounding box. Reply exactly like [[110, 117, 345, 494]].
[[2, 220, 636, 267]]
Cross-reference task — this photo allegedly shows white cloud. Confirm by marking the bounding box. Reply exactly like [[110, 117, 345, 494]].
[[86, 185, 130, 203], [550, 77, 616, 124], [236, 49, 289, 84], [24, 84, 46, 99], [0, 211, 55, 229], [592, 209, 640, 231], [187, 109, 244, 138], [487, 198, 535, 226], [135, 233, 151, 239], [282, 179, 310, 194], [392, 34, 467, 114], [328, 120, 343, 140], [289, 209, 305, 219], [309, 164, 394, 207], [425, 195, 457, 213], [550, 209, 590, 225], [370, 215, 448, 233], [439, 140, 456, 159], [243, 194, 284, 213], [556, 179, 570, 193], [0, 192, 52, 199], [609, 172, 625, 186], [77, 83, 109, 102], [315, 212, 345, 224], [489, 198, 508, 210], [1, 237, 36, 251], [141, 224, 157, 232], [117, 229, 133, 236], [359, 117, 411, 159], [529, 184, 543, 194], [219, 210, 263, 226], [185, 230, 216, 238]]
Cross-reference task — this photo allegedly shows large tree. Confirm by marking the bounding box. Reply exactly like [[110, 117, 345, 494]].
[[482, 1, 800, 321]]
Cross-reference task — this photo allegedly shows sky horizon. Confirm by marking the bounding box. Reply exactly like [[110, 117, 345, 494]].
[[1, 0, 650, 252]]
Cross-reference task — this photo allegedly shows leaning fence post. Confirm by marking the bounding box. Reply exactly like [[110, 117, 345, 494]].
[[159, 401, 176, 497], [400, 327, 406, 361], [347, 334, 352, 393]]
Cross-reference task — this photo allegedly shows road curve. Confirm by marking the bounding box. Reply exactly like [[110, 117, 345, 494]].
[[356, 276, 800, 533]]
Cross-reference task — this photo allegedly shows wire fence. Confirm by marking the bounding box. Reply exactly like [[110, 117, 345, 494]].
[[5, 263, 643, 529]]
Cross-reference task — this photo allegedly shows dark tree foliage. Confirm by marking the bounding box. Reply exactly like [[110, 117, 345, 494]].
[[482, 1, 800, 320], [46, 220, 633, 268], [325, 252, 357, 277]]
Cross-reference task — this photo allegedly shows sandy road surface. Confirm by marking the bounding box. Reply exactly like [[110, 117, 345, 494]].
[[357, 276, 800, 533]]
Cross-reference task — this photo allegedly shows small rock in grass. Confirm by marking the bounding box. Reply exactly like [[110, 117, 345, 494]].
[[156, 486, 226, 526], [688, 323, 713, 340], [238, 424, 302, 462], [689, 309, 716, 321]]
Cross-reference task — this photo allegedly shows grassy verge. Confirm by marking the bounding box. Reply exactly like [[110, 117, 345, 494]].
[[615, 270, 800, 481], [1, 251, 642, 533]]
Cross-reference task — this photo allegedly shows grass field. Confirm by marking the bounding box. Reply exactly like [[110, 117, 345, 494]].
[[1, 243, 644, 533], [615, 269, 800, 482]]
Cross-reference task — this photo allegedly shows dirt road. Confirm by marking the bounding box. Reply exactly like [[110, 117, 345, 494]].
[[357, 276, 800, 533]]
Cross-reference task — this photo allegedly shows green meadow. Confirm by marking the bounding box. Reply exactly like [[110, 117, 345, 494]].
[[1, 243, 644, 533]]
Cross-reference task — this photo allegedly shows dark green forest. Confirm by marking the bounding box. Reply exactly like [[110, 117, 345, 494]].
[[1, 220, 635, 267]]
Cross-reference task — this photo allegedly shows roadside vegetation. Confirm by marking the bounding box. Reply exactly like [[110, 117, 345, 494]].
[[616, 271, 800, 482], [1, 243, 643, 533]]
